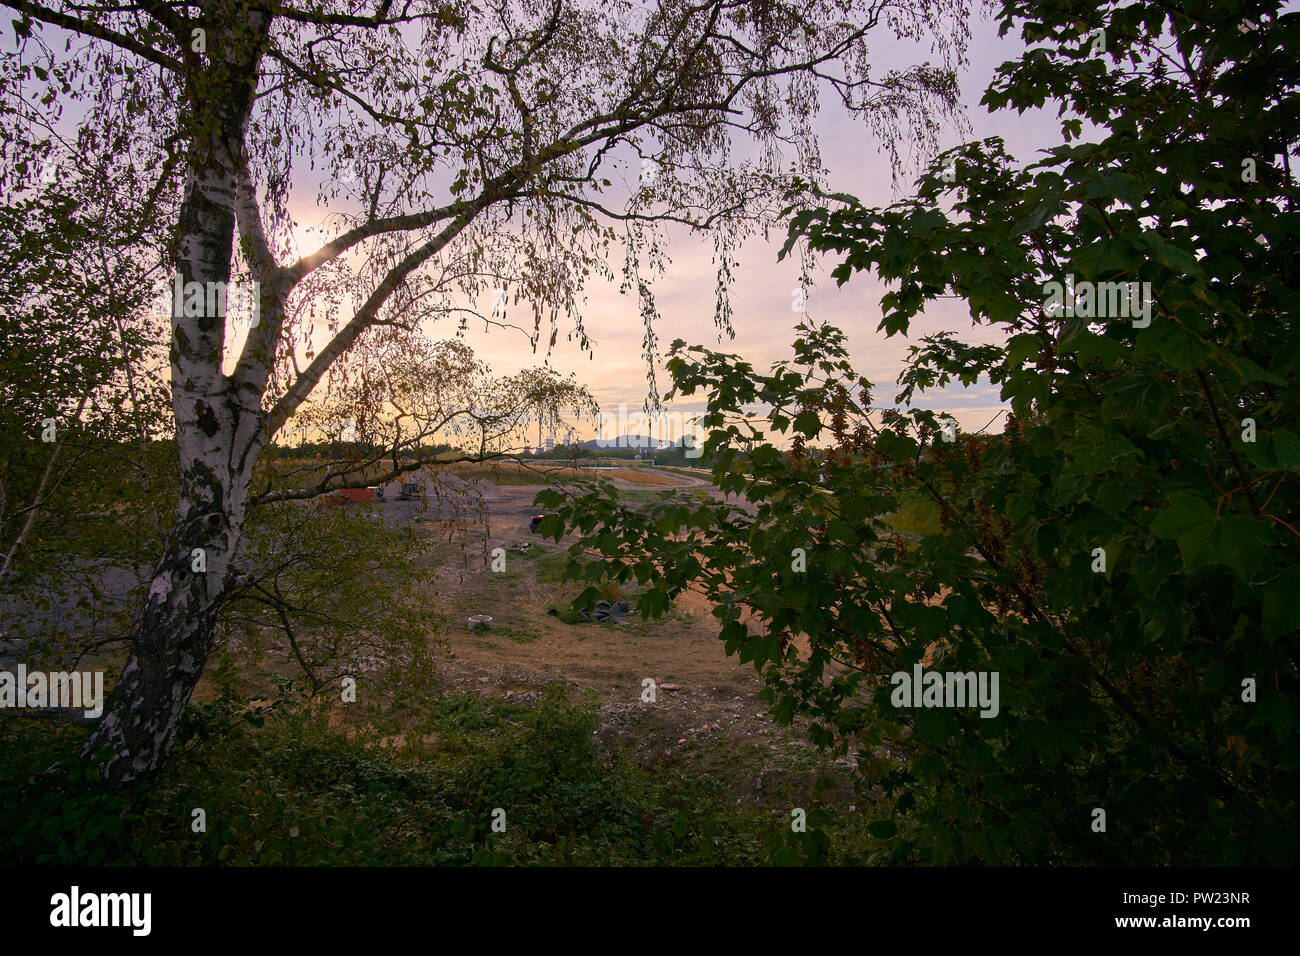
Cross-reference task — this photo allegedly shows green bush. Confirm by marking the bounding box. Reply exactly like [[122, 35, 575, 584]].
[[0, 687, 881, 865]]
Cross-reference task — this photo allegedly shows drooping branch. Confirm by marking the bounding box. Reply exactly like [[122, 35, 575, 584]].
[[5, 0, 183, 71], [265, 210, 484, 436]]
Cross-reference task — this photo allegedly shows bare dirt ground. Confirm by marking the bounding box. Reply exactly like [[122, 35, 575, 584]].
[[417, 468, 858, 808]]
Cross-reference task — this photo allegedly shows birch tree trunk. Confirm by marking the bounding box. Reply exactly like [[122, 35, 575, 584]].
[[80, 11, 273, 785]]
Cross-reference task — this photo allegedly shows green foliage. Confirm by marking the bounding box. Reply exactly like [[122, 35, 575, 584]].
[[0, 688, 872, 865], [0, 152, 175, 664], [215, 500, 442, 718], [539, 0, 1300, 864], [881, 490, 945, 538]]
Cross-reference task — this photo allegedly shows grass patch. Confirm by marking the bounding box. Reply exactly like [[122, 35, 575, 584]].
[[656, 466, 712, 480], [880, 491, 944, 537], [606, 468, 675, 485], [535, 552, 569, 583], [0, 689, 885, 866], [501, 625, 543, 644], [616, 488, 675, 503]]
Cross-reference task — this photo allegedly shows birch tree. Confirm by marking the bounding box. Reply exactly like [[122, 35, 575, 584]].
[[3, 0, 972, 783]]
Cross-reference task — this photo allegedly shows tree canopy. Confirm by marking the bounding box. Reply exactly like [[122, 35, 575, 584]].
[[541, 0, 1300, 863], [3, 0, 976, 783]]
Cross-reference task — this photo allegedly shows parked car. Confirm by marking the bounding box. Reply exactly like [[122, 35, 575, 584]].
[[528, 514, 550, 532]]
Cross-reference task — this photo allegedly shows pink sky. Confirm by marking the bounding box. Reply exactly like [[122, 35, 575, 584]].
[[7, 6, 1058, 445], [426, 9, 1057, 442]]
